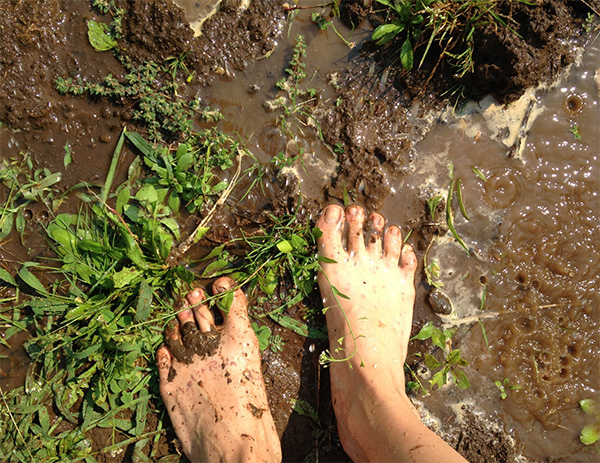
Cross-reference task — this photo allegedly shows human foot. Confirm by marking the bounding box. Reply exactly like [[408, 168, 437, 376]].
[[156, 277, 281, 463], [316, 204, 418, 459], [317, 204, 417, 376]]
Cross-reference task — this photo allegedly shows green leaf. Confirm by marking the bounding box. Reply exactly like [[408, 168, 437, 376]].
[[126, 131, 154, 157], [452, 368, 471, 389], [427, 195, 443, 221], [400, 37, 413, 70], [425, 353, 441, 370], [135, 184, 158, 205], [372, 23, 404, 45], [431, 328, 446, 350], [446, 349, 462, 365], [176, 152, 194, 172], [0, 268, 16, 286], [258, 268, 277, 295], [580, 399, 598, 415], [252, 323, 271, 351], [580, 422, 600, 445], [64, 143, 72, 168], [456, 179, 470, 220], [446, 179, 470, 254], [276, 240, 293, 254], [413, 321, 435, 341], [116, 187, 130, 214], [112, 267, 142, 289], [269, 313, 327, 340], [18, 265, 46, 294], [87, 20, 117, 52], [472, 166, 488, 181]]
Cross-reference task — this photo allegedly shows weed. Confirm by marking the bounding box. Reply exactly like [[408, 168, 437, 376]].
[[311, 12, 355, 49], [271, 35, 323, 142], [373, 0, 526, 84], [570, 124, 582, 140], [494, 377, 522, 399], [0, 153, 62, 243], [426, 194, 443, 221], [424, 258, 444, 289], [412, 321, 470, 390]]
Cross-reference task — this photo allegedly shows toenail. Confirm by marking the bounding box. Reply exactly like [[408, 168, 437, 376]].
[[390, 227, 400, 236], [190, 290, 200, 298], [324, 206, 342, 223], [347, 206, 358, 216], [372, 215, 383, 227]]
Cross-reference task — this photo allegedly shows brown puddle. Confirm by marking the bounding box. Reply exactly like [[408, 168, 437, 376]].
[[1, 0, 598, 461]]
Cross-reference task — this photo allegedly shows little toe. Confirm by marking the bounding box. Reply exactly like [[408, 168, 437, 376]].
[[400, 243, 418, 276], [366, 212, 385, 256], [383, 225, 403, 264], [156, 345, 173, 384], [212, 277, 251, 334], [346, 205, 366, 254], [315, 204, 345, 260], [186, 288, 214, 333]]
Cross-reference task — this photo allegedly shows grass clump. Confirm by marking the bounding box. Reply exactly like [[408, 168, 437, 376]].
[[373, 0, 526, 79]]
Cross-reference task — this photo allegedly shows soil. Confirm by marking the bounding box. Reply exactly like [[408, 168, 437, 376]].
[[0, 0, 595, 461]]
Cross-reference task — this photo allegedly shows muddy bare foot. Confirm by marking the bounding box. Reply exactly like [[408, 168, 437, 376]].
[[156, 277, 281, 463], [316, 204, 467, 463]]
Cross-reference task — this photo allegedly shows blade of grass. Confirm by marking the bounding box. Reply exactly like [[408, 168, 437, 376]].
[[100, 127, 127, 203], [446, 180, 470, 254]]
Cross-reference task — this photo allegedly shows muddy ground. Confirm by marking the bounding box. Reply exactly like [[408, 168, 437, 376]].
[[0, 0, 595, 461]]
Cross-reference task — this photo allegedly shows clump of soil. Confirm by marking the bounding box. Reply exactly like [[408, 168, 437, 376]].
[[340, 0, 594, 103]]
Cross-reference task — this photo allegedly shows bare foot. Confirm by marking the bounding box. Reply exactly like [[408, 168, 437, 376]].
[[156, 277, 281, 463], [316, 205, 466, 463]]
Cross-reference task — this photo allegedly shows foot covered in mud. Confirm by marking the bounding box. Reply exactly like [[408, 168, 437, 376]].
[[156, 277, 281, 463], [316, 205, 466, 463]]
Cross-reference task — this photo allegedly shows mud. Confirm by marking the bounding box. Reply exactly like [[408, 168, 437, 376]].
[[1, 0, 597, 462], [165, 319, 221, 365]]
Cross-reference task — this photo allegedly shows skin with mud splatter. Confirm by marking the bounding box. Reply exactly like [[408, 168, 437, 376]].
[[316, 204, 467, 462], [156, 277, 281, 463], [158, 205, 467, 462]]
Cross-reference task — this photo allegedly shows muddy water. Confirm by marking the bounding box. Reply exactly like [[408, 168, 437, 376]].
[[388, 42, 600, 460]]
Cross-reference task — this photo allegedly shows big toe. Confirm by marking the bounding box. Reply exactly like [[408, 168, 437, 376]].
[[316, 204, 345, 259], [212, 277, 251, 334]]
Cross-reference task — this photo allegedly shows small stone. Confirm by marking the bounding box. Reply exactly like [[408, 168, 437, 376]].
[[428, 289, 453, 315]]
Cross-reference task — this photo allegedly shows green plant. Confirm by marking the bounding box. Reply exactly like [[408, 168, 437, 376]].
[[426, 194, 443, 221], [570, 124, 582, 140], [424, 257, 443, 289], [372, 0, 434, 70], [56, 58, 201, 142], [311, 12, 355, 48], [0, 153, 62, 243], [579, 399, 600, 445], [271, 35, 323, 142], [494, 378, 522, 399], [372, 0, 523, 79], [412, 321, 470, 390]]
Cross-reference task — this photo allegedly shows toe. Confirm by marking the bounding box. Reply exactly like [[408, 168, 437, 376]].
[[383, 225, 403, 264], [316, 204, 345, 260], [400, 243, 418, 276], [176, 298, 196, 327], [156, 345, 173, 385], [366, 212, 385, 256], [346, 205, 366, 254], [187, 288, 215, 333], [212, 277, 251, 334]]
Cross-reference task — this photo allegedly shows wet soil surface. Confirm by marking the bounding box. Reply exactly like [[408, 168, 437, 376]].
[[0, 0, 597, 462]]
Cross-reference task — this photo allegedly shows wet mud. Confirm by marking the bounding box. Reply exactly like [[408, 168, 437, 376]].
[[1, 0, 598, 462]]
